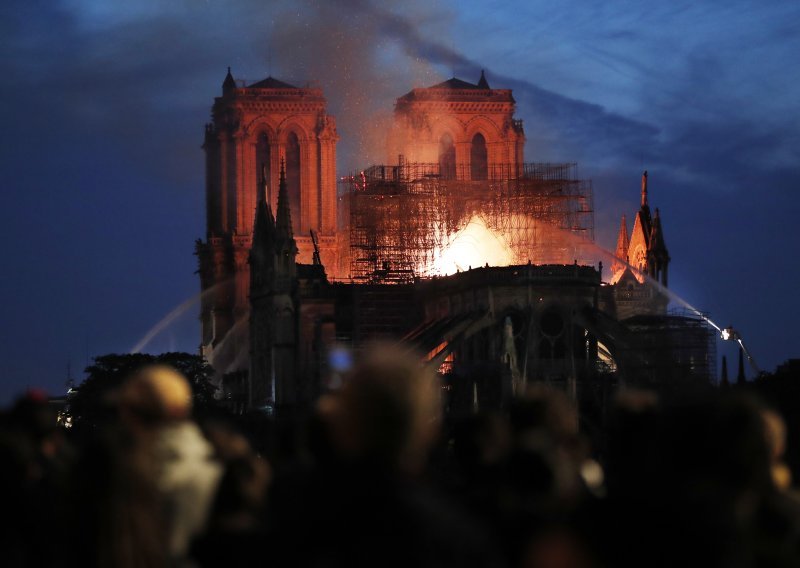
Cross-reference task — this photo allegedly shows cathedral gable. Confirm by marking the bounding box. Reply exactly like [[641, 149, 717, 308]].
[[629, 211, 650, 273]]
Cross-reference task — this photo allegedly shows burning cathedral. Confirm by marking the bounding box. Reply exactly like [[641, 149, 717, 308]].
[[196, 68, 715, 413]]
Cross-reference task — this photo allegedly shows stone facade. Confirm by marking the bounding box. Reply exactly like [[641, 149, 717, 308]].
[[202, 72, 701, 411], [388, 72, 525, 176], [197, 69, 340, 373]]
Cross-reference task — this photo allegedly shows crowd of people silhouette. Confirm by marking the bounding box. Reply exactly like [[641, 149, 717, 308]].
[[2, 348, 799, 567]]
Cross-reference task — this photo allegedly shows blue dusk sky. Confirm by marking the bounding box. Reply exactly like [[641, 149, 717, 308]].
[[1, 0, 798, 401]]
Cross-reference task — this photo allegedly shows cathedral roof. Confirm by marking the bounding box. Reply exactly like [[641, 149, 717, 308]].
[[247, 76, 298, 89], [297, 263, 328, 282], [428, 77, 485, 90], [397, 71, 512, 104], [427, 71, 492, 91]]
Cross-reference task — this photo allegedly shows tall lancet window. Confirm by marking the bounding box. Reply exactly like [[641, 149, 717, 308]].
[[470, 133, 488, 181], [286, 132, 301, 229], [255, 133, 271, 201], [439, 133, 456, 179]]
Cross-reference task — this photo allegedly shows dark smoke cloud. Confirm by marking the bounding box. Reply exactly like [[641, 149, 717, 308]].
[[263, 0, 445, 170], [263, 0, 660, 171], [330, 0, 660, 163]]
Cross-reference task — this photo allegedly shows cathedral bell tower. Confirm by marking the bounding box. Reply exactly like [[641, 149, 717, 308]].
[[389, 70, 525, 178], [196, 68, 338, 374]]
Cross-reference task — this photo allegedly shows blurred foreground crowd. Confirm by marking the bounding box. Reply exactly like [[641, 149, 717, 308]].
[[2, 349, 800, 568]]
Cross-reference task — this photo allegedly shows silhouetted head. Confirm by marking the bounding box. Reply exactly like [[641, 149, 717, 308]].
[[761, 407, 791, 489], [8, 388, 58, 443], [510, 384, 579, 449], [663, 392, 774, 498], [521, 525, 599, 568], [319, 346, 441, 474], [507, 385, 593, 503], [116, 365, 193, 425], [452, 411, 511, 474]]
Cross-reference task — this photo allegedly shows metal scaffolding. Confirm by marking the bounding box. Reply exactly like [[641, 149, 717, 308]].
[[341, 162, 595, 283], [621, 308, 718, 384]]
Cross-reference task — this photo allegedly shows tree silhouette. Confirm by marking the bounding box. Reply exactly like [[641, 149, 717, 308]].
[[68, 352, 218, 427]]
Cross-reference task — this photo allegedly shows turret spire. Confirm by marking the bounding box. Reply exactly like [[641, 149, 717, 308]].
[[641, 170, 648, 207], [615, 214, 630, 263], [477, 69, 490, 89], [720, 355, 729, 387], [637, 170, 652, 243], [251, 165, 276, 269], [260, 162, 271, 212], [271, 158, 298, 276], [646, 208, 670, 286], [222, 66, 236, 94], [649, 209, 667, 253], [611, 213, 631, 277]]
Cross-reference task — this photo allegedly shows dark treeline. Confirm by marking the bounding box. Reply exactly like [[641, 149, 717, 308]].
[[2, 352, 800, 568]]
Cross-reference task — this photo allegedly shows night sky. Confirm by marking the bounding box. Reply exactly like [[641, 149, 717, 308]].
[[2, 0, 798, 403]]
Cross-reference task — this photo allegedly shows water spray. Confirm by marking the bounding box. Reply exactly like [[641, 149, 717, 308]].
[[130, 280, 230, 354], [206, 313, 250, 371], [538, 223, 760, 374]]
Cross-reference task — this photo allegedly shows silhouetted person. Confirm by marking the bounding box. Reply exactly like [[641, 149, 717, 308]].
[[488, 386, 601, 567], [0, 390, 72, 567], [762, 408, 792, 491], [267, 346, 498, 567], [67, 387, 168, 568], [191, 421, 272, 567], [604, 389, 660, 500], [519, 525, 599, 568], [605, 391, 800, 568], [116, 364, 222, 565]]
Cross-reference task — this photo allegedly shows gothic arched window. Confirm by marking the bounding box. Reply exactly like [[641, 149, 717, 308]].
[[470, 133, 488, 181], [255, 133, 271, 201], [439, 133, 456, 179], [285, 132, 301, 230]]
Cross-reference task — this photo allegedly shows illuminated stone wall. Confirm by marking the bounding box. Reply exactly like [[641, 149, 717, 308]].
[[198, 71, 340, 371], [388, 74, 525, 176]]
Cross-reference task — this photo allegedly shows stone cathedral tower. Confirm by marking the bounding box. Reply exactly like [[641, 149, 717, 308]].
[[196, 68, 338, 370], [388, 71, 525, 177]]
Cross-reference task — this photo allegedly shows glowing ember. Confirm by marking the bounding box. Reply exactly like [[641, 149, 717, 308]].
[[428, 216, 514, 276]]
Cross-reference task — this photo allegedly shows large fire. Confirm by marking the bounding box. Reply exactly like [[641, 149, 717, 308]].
[[428, 215, 515, 276]]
